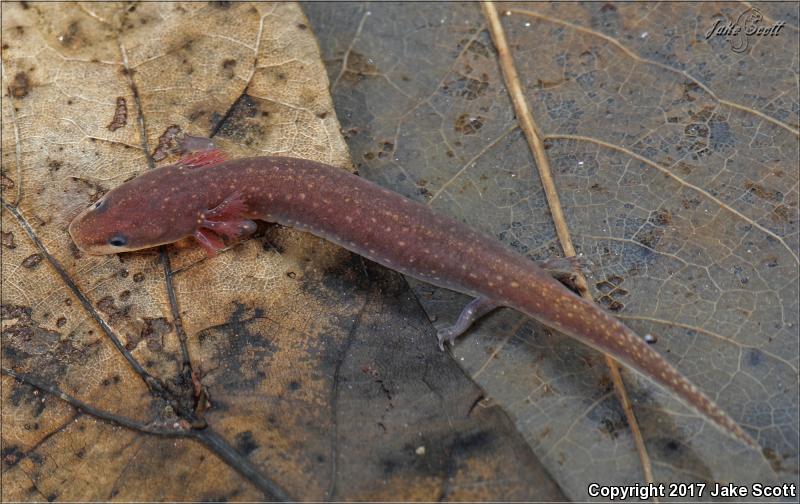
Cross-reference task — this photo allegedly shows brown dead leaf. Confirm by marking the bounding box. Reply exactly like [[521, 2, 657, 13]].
[[305, 0, 799, 499]]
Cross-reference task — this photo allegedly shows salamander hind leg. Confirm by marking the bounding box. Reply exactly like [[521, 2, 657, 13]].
[[437, 296, 502, 351], [537, 255, 590, 293]]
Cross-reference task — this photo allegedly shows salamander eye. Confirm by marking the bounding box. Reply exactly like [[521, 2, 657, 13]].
[[108, 235, 127, 247]]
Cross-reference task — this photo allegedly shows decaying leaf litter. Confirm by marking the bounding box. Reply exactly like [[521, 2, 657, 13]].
[[305, 0, 799, 498], [3, 2, 565, 500]]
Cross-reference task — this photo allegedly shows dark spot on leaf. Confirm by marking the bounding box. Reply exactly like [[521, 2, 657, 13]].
[[59, 21, 80, 48], [744, 181, 782, 203], [22, 254, 42, 268], [234, 431, 258, 455], [107, 97, 127, 131], [454, 114, 485, 135], [195, 303, 277, 389], [2, 445, 23, 466], [536, 78, 567, 89], [8, 72, 31, 99], [747, 349, 763, 366], [596, 275, 623, 293], [96, 296, 130, 325], [56, 317, 66, 328], [682, 80, 701, 102], [681, 196, 701, 209], [444, 75, 488, 100], [634, 224, 664, 249], [221, 58, 237, 79], [297, 23, 307, 30], [732, 264, 749, 285], [381, 457, 400, 476], [133, 272, 145, 282], [664, 439, 681, 452], [689, 106, 715, 122], [760, 255, 779, 269], [213, 93, 264, 143], [684, 123, 709, 138], [650, 209, 672, 226], [140, 317, 172, 352], [466, 39, 490, 58], [152, 125, 181, 161], [771, 205, 790, 224], [1, 231, 15, 249], [340, 51, 379, 86], [452, 430, 491, 452]]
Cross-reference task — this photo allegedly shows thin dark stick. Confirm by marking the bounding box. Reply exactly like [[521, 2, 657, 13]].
[[2, 367, 188, 437], [160, 249, 193, 376], [194, 429, 292, 502]]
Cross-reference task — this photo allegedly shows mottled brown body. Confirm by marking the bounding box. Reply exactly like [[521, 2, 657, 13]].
[[69, 156, 756, 448]]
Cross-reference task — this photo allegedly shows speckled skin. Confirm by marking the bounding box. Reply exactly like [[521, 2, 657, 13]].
[[69, 156, 756, 448]]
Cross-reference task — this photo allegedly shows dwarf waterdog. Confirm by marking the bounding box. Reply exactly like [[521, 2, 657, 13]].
[[68, 136, 757, 448]]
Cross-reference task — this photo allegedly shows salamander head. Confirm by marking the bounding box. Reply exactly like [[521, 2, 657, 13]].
[[69, 169, 202, 255]]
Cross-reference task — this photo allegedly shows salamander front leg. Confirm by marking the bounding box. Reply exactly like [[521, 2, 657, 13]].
[[194, 191, 258, 257], [202, 191, 257, 241], [437, 296, 502, 350]]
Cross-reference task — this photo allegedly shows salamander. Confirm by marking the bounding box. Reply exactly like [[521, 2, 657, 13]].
[[68, 136, 757, 448]]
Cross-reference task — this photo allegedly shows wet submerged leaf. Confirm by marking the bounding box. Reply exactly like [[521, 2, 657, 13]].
[[2, 2, 563, 500], [305, 0, 799, 498]]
